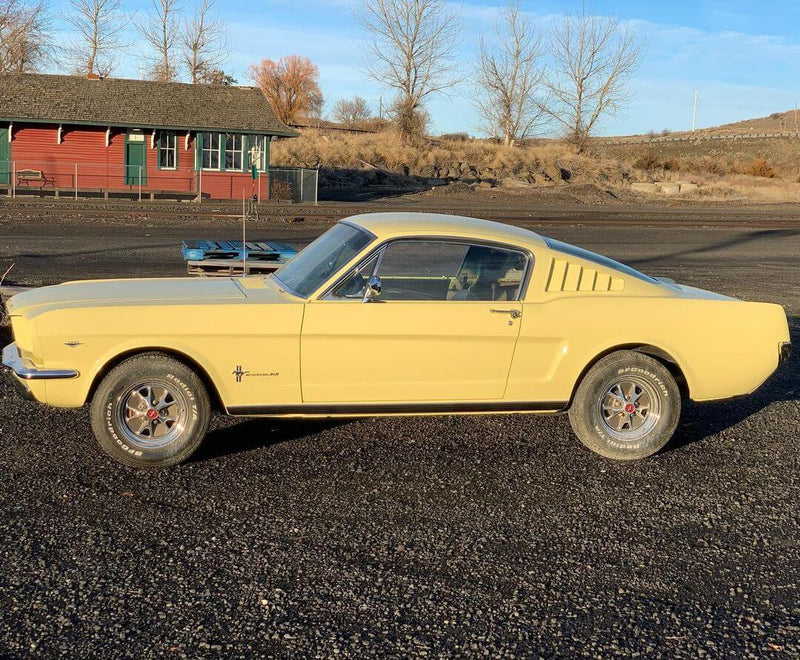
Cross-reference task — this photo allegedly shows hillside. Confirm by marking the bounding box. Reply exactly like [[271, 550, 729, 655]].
[[690, 108, 800, 136], [272, 115, 800, 204], [601, 108, 800, 141]]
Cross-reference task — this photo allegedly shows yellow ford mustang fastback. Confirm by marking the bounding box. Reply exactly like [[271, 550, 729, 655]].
[[2, 213, 791, 467]]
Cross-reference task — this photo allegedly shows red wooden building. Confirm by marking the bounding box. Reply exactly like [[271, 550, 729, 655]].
[[0, 73, 298, 200]]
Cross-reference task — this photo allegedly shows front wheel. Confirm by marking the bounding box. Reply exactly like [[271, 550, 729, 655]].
[[568, 350, 681, 460], [90, 353, 211, 467]]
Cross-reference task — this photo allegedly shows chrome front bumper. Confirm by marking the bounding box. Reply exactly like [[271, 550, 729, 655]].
[[2, 342, 79, 381]]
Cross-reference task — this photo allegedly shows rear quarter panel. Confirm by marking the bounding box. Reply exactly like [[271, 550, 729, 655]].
[[507, 296, 789, 402]]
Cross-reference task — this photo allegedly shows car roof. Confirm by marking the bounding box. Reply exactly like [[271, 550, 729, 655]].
[[343, 212, 548, 248]]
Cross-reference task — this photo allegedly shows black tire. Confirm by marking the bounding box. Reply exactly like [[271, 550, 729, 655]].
[[568, 350, 681, 460], [90, 353, 211, 467]]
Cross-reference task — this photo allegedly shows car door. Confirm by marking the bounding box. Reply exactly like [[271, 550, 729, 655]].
[[300, 239, 530, 403]]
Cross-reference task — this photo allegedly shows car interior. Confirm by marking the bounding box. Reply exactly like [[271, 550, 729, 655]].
[[330, 241, 527, 302]]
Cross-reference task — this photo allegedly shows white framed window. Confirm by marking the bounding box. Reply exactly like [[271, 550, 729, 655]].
[[248, 135, 268, 171], [158, 131, 177, 169], [201, 132, 220, 170], [225, 133, 244, 171]]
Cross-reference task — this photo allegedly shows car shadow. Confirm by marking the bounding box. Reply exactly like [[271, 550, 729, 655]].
[[191, 417, 350, 462]]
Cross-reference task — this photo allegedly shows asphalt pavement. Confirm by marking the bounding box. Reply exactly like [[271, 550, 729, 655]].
[[0, 208, 798, 657]]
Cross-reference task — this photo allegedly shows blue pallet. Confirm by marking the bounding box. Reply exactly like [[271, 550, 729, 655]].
[[181, 239, 297, 263]]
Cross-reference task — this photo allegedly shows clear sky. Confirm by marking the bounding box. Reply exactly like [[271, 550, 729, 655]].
[[52, 0, 800, 136]]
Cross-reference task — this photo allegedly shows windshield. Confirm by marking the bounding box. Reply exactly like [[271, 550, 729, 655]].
[[544, 238, 658, 284], [273, 223, 373, 297]]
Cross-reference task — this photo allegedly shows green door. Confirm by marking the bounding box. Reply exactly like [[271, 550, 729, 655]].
[[124, 134, 147, 186], [0, 128, 9, 186]]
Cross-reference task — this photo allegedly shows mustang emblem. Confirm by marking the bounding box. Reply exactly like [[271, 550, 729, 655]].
[[232, 365, 249, 383]]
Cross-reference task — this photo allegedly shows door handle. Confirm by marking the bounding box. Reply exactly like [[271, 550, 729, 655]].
[[490, 308, 522, 319]]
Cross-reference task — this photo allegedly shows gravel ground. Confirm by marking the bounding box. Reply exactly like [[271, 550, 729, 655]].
[[0, 207, 798, 657]]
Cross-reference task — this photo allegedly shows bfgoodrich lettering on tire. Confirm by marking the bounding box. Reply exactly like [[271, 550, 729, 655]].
[[569, 350, 681, 460], [90, 353, 211, 467]]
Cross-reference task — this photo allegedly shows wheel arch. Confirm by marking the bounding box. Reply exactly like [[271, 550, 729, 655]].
[[86, 347, 225, 412], [568, 343, 690, 406]]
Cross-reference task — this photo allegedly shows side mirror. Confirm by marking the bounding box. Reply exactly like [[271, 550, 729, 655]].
[[362, 275, 382, 303]]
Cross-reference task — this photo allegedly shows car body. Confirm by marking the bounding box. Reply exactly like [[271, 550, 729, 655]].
[[2, 212, 791, 466]]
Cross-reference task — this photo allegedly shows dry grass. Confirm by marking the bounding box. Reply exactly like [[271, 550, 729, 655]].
[[688, 174, 800, 202], [271, 129, 635, 184], [272, 128, 800, 201], [593, 138, 800, 201], [596, 139, 800, 178]]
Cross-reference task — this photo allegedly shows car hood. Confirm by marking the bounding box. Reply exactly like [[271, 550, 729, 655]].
[[6, 277, 288, 317]]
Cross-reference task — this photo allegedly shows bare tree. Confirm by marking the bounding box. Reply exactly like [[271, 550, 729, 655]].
[[181, 0, 227, 84], [332, 96, 371, 128], [357, 0, 461, 138], [305, 90, 325, 127], [63, 0, 128, 76], [0, 0, 49, 72], [475, 1, 546, 146], [249, 56, 323, 125], [137, 0, 181, 81], [545, 3, 643, 152]]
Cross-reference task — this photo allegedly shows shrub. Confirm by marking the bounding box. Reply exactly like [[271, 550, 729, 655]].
[[439, 132, 470, 142], [270, 180, 294, 201], [747, 158, 778, 178], [633, 151, 660, 170], [695, 156, 727, 176]]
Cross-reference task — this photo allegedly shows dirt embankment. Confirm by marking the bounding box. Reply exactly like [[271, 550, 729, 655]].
[[272, 128, 800, 203], [271, 128, 636, 191]]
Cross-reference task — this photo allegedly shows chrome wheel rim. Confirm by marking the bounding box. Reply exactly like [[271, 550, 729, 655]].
[[598, 376, 662, 442], [114, 380, 188, 450]]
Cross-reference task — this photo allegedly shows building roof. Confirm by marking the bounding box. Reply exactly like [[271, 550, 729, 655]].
[[0, 73, 298, 136], [344, 213, 547, 248]]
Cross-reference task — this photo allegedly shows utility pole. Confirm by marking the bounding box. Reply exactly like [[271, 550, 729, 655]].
[[691, 90, 699, 133]]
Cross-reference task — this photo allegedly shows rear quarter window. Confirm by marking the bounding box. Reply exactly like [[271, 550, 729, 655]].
[[545, 238, 658, 284]]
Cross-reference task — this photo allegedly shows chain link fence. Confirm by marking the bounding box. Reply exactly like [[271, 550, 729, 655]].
[[268, 167, 319, 204], [0, 160, 318, 204]]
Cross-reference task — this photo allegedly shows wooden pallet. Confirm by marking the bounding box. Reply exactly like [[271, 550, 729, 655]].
[[181, 239, 296, 262], [181, 239, 296, 277], [186, 259, 284, 277]]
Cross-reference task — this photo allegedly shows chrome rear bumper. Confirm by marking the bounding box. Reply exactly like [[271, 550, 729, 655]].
[[2, 342, 79, 380]]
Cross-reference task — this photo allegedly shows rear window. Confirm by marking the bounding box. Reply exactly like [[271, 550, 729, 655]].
[[545, 238, 658, 284]]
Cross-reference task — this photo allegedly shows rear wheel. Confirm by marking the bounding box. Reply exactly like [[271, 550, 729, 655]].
[[90, 353, 210, 467], [568, 350, 681, 460]]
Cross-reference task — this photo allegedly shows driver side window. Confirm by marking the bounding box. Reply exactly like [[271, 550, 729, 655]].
[[328, 240, 528, 302]]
